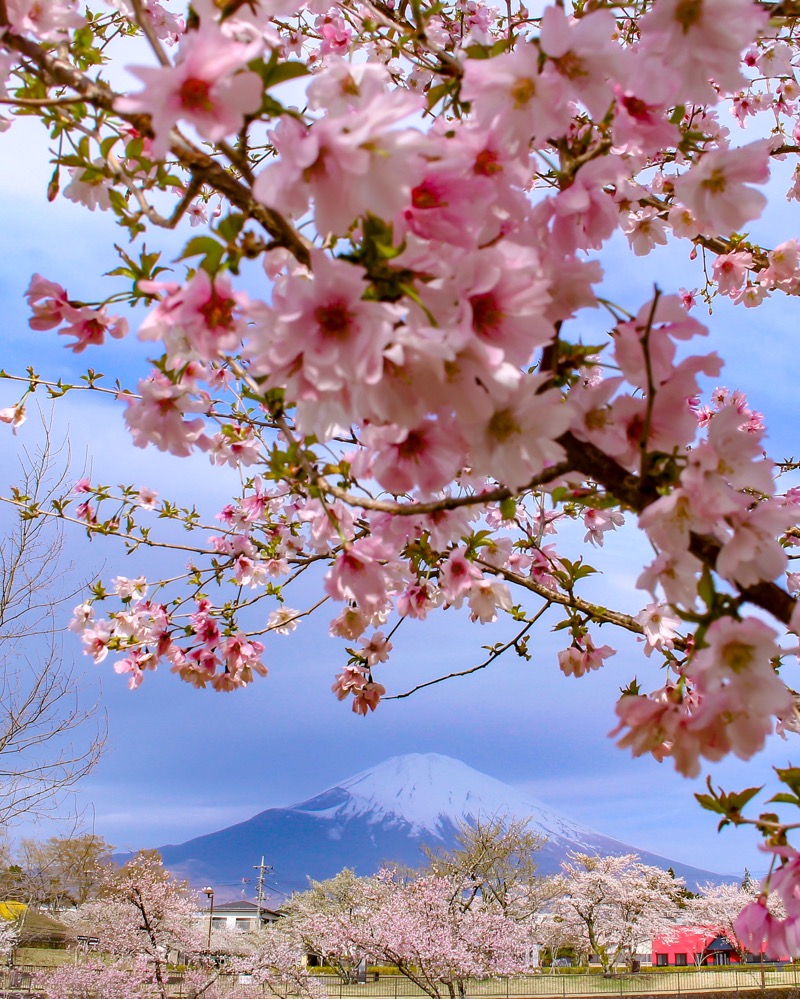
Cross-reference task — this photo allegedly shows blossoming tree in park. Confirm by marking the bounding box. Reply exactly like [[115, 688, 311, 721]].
[[288, 868, 534, 999], [686, 880, 784, 962], [548, 854, 687, 976], [5, 0, 800, 949], [58, 851, 215, 999], [283, 868, 380, 983]]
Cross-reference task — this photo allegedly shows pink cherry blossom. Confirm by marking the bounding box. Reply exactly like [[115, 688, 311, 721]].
[[115, 20, 263, 157], [439, 548, 483, 605], [583, 508, 625, 547], [123, 371, 212, 457], [639, 0, 766, 102], [673, 141, 771, 235], [635, 603, 681, 655], [460, 43, 571, 154], [735, 900, 786, 955], [539, 6, 622, 121], [5, 0, 84, 40], [58, 304, 128, 353], [713, 251, 753, 295], [361, 419, 465, 497], [465, 375, 572, 491], [359, 630, 393, 667], [558, 635, 615, 677], [0, 404, 26, 432], [253, 90, 425, 236], [324, 537, 397, 615], [138, 269, 249, 362], [25, 273, 71, 330]]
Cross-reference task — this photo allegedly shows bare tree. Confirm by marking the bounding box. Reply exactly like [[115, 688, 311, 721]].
[[0, 429, 105, 827], [14, 833, 115, 910], [421, 814, 551, 920]]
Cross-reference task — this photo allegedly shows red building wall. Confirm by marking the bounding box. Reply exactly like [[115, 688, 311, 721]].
[[651, 926, 786, 966], [652, 927, 725, 967]]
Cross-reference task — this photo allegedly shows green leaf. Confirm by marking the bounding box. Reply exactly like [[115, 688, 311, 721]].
[[265, 60, 311, 87], [775, 766, 800, 794], [56, 154, 88, 169], [100, 135, 119, 159], [178, 236, 225, 275], [694, 793, 726, 816], [179, 236, 223, 260], [464, 43, 490, 59], [108, 188, 129, 216], [670, 104, 687, 125], [726, 786, 763, 812], [251, 54, 311, 90], [217, 213, 246, 244], [499, 497, 517, 521], [260, 95, 286, 118], [767, 793, 800, 806], [426, 83, 451, 111], [698, 565, 715, 609]]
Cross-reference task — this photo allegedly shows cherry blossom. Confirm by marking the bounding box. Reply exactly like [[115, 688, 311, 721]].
[[673, 141, 771, 235], [116, 20, 263, 156]]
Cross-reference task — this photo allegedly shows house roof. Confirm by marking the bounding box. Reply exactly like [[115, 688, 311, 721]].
[[0, 902, 26, 922], [206, 900, 281, 916], [706, 936, 735, 952]]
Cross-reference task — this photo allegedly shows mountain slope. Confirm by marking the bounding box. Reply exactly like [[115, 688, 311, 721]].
[[152, 753, 728, 897]]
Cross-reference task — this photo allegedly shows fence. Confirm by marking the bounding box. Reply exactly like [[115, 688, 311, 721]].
[[316, 967, 800, 999], [0, 966, 196, 996], [3, 965, 800, 998]]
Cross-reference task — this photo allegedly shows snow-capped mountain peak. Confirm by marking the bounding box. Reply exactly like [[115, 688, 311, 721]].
[[293, 752, 606, 846]]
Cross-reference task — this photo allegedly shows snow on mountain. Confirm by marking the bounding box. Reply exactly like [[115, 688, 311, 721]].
[[295, 753, 602, 847], [149, 753, 731, 900]]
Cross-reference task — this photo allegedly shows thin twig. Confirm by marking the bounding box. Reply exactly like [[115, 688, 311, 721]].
[[388, 604, 549, 700]]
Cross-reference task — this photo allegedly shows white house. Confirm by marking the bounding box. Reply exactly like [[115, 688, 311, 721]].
[[200, 900, 282, 934]]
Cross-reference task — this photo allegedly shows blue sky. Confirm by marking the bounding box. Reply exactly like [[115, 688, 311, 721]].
[[1, 104, 799, 888]]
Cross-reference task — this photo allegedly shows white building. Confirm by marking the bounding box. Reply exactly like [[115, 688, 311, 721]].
[[201, 900, 281, 933]]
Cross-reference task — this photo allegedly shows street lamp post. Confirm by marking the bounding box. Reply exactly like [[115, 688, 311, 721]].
[[203, 887, 214, 952]]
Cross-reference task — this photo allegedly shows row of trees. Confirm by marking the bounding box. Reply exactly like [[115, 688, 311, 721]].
[[1, 848, 324, 999], [284, 820, 769, 986], [0, 821, 780, 999]]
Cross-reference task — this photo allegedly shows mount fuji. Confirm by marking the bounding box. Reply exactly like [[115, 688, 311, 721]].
[[153, 753, 728, 899]]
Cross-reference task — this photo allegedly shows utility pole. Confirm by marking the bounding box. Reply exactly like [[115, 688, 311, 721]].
[[254, 857, 272, 926]]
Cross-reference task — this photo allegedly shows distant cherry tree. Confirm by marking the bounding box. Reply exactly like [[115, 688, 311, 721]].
[[284, 868, 376, 983], [549, 853, 684, 976], [290, 868, 534, 999], [58, 852, 218, 999], [421, 815, 549, 921]]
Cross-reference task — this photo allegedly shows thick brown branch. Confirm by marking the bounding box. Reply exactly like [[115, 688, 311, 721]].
[[169, 145, 311, 265], [558, 431, 796, 626]]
